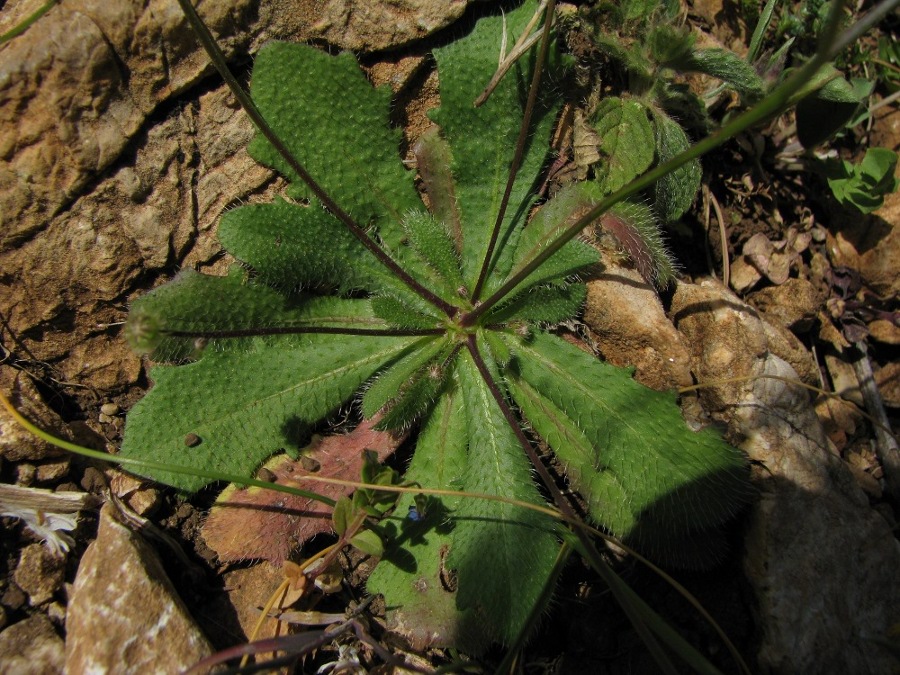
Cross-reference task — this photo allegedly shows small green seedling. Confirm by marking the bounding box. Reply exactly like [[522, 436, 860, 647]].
[[821, 146, 899, 213]]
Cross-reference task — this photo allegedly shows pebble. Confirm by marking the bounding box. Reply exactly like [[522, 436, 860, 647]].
[[2, 583, 27, 611], [0, 614, 65, 673], [36, 458, 70, 483], [13, 544, 65, 606], [46, 600, 67, 626], [15, 464, 36, 486], [100, 403, 119, 416], [80, 467, 107, 493]]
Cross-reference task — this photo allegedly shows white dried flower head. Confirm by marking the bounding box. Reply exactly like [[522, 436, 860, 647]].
[[0, 483, 90, 557]]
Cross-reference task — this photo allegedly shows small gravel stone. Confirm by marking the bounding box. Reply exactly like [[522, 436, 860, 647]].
[[36, 458, 70, 483], [15, 464, 36, 486], [14, 544, 65, 606], [46, 601, 67, 626], [0, 614, 65, 673], [80, 467, 107, 493], [100, 403, 120, 416], [1, 583, 27, 611]]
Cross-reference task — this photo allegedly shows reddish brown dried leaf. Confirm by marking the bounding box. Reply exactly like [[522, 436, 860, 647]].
[[201, 418, 403, 564]]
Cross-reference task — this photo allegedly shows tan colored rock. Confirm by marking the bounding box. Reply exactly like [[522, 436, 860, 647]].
[[110, 471, 161, 517], [34, 457, 70, 483], [729, 255, 763, 293], [750, 277, 824, 332], [221, 562, 285, 640], [759, 318, 819, 386], [814, 395, 861, 452], [827, 189, 900, 297], [0, 614, 65, 675], [670, 279, 768, 412], [0, 370, 67, 463], [289, 0, 473, 51], [584, 263, 693, 391], [673, 279, 900, 675], [13, 544, 65, 606], [875, 360, 899, 408], [66, 503, 212, 673], [868, 318, 900, 345]]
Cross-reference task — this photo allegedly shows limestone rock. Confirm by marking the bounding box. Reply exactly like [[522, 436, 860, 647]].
[[869, 318, 900, 345], [66, 503, 212, 673], [0, 614, 65, 675], [875, 361, 899, 408], [673, 279, 900, 674], [759, 317, 819, 386], [584, 263, 693, 391], [749, 277, 823, 332], [283, 0, 474, 51]]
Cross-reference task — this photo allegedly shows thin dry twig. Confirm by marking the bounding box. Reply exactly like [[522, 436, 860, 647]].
[[474, 0, 549, 107], [851, 342, 900, 496]]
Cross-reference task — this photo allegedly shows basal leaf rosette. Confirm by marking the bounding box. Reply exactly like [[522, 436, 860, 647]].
[[120, 0, 749, 655]]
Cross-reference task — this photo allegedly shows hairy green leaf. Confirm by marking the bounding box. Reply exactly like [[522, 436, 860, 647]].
[[486, 283, 587, 325], [126, 268, 399, 360], [247, 43, 419, 251], [401, 210, 466, 298], [501, 182, 600, 299], [590, 97, 655, 194], [430, 3, 563, 286], [508, 332, 749, 560], [367, 384, 471, 651], [121, 330, 415, 492], [449, 350, 560, 645], [600, 199, 677, 285], [679, 48, 764, 102], [651, 109, 702, 223], [794, 64, 865, 148], [219, 198, 390, 293]]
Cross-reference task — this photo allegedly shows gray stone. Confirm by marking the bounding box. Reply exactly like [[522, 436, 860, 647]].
[[673, 279, 900, 675]]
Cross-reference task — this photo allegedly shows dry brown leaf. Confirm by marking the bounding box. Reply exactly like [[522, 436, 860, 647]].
[[201, 418, 404, 564]]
